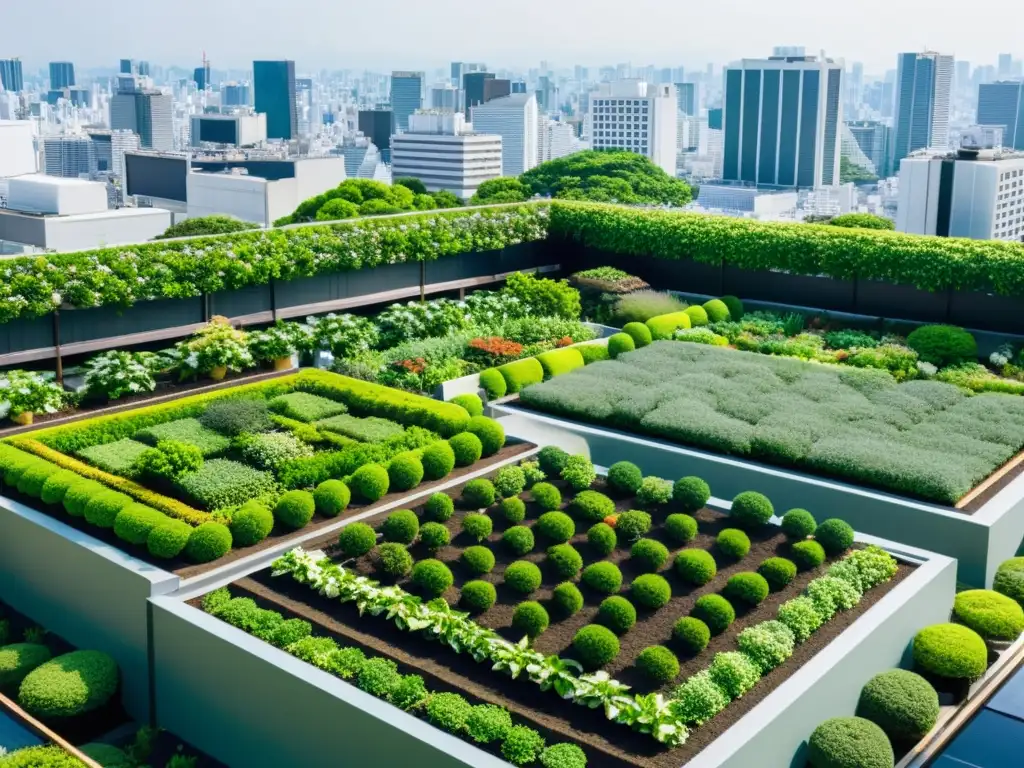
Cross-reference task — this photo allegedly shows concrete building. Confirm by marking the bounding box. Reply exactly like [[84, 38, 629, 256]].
[[675, 82, 698, 115], [110, 76, 173, 151], [471, 93, 538, 177], [42, 136, 94, 178], [222, 83, 251, 107], [896, 147, 1024, 241], [358, 109, 394, 162], [537, 117, 575, 164], [588, 80, 678, 175], [977, 81, 1024, 151], [390, 111, 502, 199], [430, 86, 458, 111], [696, 184, 798, 215], [891, 51, 954, 169], [390, 71, 424, 132], [463, 72, 495, 119], [723, 54, 844, 188], [335, 136, 386, 180], [0, 121, 37, 177], [846, 121, 892, 177], [254, 61, 297, 141], [189, 114, 267, 147]]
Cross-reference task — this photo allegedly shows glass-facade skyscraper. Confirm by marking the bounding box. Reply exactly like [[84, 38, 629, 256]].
[[390, 71, 424, 132], [978, 81, 1024, 151], [891, 51, 953, 170], [48, 61, 75, 89], [254, 60, 297, 141], [0, 59, 23, 92]]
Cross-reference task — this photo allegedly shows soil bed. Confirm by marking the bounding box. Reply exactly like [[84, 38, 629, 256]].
[[242, 472, 914, 768]]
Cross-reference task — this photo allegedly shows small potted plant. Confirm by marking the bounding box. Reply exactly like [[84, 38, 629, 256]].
[[248, 322, 298, 371], [177, 316, 253, 381], [0, 370, 66, 425]]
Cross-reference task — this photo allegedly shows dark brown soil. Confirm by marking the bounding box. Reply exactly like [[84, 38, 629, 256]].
[[960, 454, 1024, 513], [241, 473, 914, 768]]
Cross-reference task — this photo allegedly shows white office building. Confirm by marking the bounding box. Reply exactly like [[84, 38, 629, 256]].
[[470, 94, 538, 177], [588, 80, 677, 174], [390, 111, 502, 200], [0, 121, 36, 178], [189, 113, 267, 147], [537, 117, 575, 164]]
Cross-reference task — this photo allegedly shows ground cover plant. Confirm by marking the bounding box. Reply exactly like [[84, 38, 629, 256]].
[[519, 342, 1024, 504]]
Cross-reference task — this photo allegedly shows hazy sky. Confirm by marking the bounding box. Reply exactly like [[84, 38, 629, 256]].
[[6, 0, 1024, 74]]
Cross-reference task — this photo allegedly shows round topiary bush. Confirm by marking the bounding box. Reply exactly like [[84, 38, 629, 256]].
[[693, 594, 736, 635], [504, 560, 543, 594], [631, 538, 670, 573], [388, 455, 425, 492], [857, 669, 940, 742], [994, 557, 1024, 606], [730, 491, 774, 530], [274, 490, 316, 530], [953, 589, 1024, 641], [552, 582, 584, 616], [547, 544, 584, 579], [582, 562, 623, 594], [313, 480, 351, 518], [673, 617, 711, 654], [83, 491, 133, 529], [758, 557, 798, 590], [512, 601, 550, 638], [913, 623, 988, 680], [685, 305, 709, 327], [462, 513, 493, 542], [0, 643, 52, 687], [569, 490, 615, 523], [623, 321, 653, 348], [462, 545, 496, 574], [494, 466, 527, 499], [631, 573, 672, 609], [112, 504, 167, 546], [675, 548, 717, 585], [500, 496, 527, 523], [540, 744, 587, 768], [39, 471, 79, 506], [424, 492, 455, 522], [452, 393, 484, 417], [479, 368, 507, 400], [587, 522, 617, 556], [537, 445, 570, 475], [536, 511, 575, 543], [375, 542, 414, 578], [721, 295, 744, 320], [665, 513, 698, 545], [781, 508, 817, 540], [792, 540, 827, 569], [18, 650, 118, 718], [337, 522, 377, 558], [449, 432, 483, 467], [503, 525, 535, 556], [717, 528, 751, 559], [62, 480, 104, 517], [420, 521, 451, 551], [607, 332, 636, 359], [18, 464, 57, 498], [572, 624, 620, 669], [598, 596, 637, 634], [816, 518, 855, 555], [615, 510, 652, 541], [467, 416, 505, 457], [636, 645, 680, 684], [460, 580, 497, 613], [184, 522, 233, 563], [725, 572, 770, 606], [146, 519, 192, 559], [382, 509, 420, 544], [411, 559, 454, 598], [703, 299, 731, 323], [421, 441, 456, 481], [807, 717, 895, 768], [673, 476, 711, 512], [906, 325, 978, 368], [531, 482, 563, 512], [608, 461, 643, 494], [350, 464, 390, 502]]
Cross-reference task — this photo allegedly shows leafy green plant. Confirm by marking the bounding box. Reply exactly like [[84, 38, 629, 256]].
[[598, 596, 637, 634], [613, 290, 687, 324], [736, 620, 795, 673], [501, 725, 546, 766], [673, 616, 711, 654], [952, 589, 1024, 641], [176, 459, 276, 509], [82, 351, 156, 401], [0, 370, 65, 417], [572, 625, 620, 669], [512, 601, 550, 638], [460, 580, 497, 613], [906, 325, 978, 367], [581, 562, 623, 594], [636, 645, 680, 685], [807, 717, 895, 768], [587, 522, 616, 556], [268, 392, 347, 423], [693, 594, 735, 634], [552, 582, 584, 616], [781, 508, 817, 539], [503, 525, 535, 556], [504, 561, 542, 594], [18, 650, 118, 718], [857, 669, 939, 742]]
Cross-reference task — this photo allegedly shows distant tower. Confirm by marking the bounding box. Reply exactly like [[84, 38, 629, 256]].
[[891, 51, 954, 169]]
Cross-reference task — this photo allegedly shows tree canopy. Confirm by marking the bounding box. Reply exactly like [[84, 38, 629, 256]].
[[276, 178, 463, 226], [155, 215, 257, 240], [839, 156, 879, 184], [828, 213, 895, 231]]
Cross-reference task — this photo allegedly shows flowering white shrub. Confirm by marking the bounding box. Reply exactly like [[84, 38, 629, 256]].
[[0, 370, 65, 417], [83, 351, 156, 401], [308, 313, 378, 358]]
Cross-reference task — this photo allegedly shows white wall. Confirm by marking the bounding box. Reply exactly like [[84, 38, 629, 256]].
[[186, 173, 270, 226], [949, 163, 998, 240], [895, 158, 940, 234], [294, 157, 347, 203], [43, 209, 171, 252], [0, 121, 36, 177]]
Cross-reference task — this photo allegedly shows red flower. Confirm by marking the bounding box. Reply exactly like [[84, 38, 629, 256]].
[[555, 336, 574, 348], [468, 337, 525, 358]]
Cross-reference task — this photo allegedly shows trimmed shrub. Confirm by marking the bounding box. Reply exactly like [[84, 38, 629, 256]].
[[350, 464, 390, 502], [665, 513, 698, 545], [792, 540, 827, 569], [631, 573, 672, 609], [266, 393, 344, 423], [615, 510, 652, 541], [561, 455, 596, 491], [185, 521, 232, 562], [552, 582, 584, 616], [462, 478, 496, 509], [537, 445, 569, 474], [494, 466, 527, 498], [337, 522, 377, 558], [512, 601, 550, 638], [717, 528, 751, 559], [462, 513, 493, 542], [622, 322, 653, 348], [578, 343, 610, 364], [420, 522, 451, 551], [382, 509, 420, 544], [78, 744, 131, 767], [466, 704, 513, 744], [759, 557, 798, 590], [411, 559, 454, 598], [451, 393, 484, 417], [537, 348, 586, 379], [274, 490, 316, 530], [631, 538, 670, 572], [427, 692, 473, 734], [815, 518, 856, 556], [572, 625, 620, 669], [675, 549, 717, 585], [674, 617, 711, 654], [858, 669, 940, 742], [736, 620, 796, 673], [685, 305, 709, 327], [582, 562, 623, 594], [462, 545, 496, 574], [637, 476, 674, 507], [421, 441, 456, 480], [781, 508, 817, 540], [503, 525, 535, 556], [468, 416, 505, 456], [502, 726, 547, 766], [536, 511, 576, 543], [587, 522, 617, 556], [375, 542, 414, 578], [531, 482, 563, 512], [708, 651, 761, 698], [607, 332, 636, 358], [637, 645, 680, 684], [540, 744, 587, 768], [498, 357, 545, 394], [598, 596, 637, 634], [547, 544, 584, 579], [703, 299, 731, 323], [83, 490, 134, 529], [568, 490, 615, 522], [313, 480, 351, 517], [778, 596, 824, 642], [673, 476, 711, 512], [730, 491, 774, 530], [449, 432, 483, 467], [645, 311, 692, 340], [500, 496, 527, 523], [0, 644, 52, 687], [18, 650, 118, 718], [721, 295, 744, 321], [504, 560, 543, 594], [693, 594, 736, 634], [39, 471, 79, 505], [906, 325, 978, 367], [479, 368, 508, 399], [460, 580, 497, 613], [62, 479, 104, 517], [147, 519, 192, 559], [725, 572, 771, 606], [388, 454, 424, 492], [424, 492, 455, 522], [807, 717, 895, 768], [995, 556, 1024, 607], [608, 461, 643, 494], [953, 589, 1024, 641], [112, 504, 167, 546]]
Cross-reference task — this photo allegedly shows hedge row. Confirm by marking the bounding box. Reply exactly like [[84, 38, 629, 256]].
[[489, 342, 605, 397]]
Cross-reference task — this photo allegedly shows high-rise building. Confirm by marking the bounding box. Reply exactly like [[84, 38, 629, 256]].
[[723, 54, 844, 188], [390, 71, 424, 132], [463, 72, 495, 118], [675, 82, 697, 115], [110, 76, 173, 151], [998, 53, 1014, 79], [955, 60, 971, 92], [358, 109, 394, 162], [0, 59, 24, 92], [589, 80, 678, 175], [483, 79, 511, 104], [431, 85, 458, 111], [222, 82, 251, 107], [43, 136, 94, 178], [847, 61, 864, 115], [450, 62, 486, 88], [511, 81, 527, 94], [977, 81, 1024, 150], [891, 51, 954, 169], [254, 60, 298, 141], [537, 116, 576, 163], [137, 61, 150, 78], [110, 130, 140, 179], [193, 63, 211, 91], [120, 59, 134, 75], [846, 121, 892, 177], [49, 61, 75, 89], [190, 114, 267, 147], [471, 93, 539, 177]]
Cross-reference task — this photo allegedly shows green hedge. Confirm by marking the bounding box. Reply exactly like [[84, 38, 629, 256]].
[[498, 358, 545, 393], [549, 201, 1024, 296], [536, 348, 585, 379]]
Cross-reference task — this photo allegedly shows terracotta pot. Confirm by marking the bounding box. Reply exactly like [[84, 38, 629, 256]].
[[12, 411, 33, 425], [210, 366, 228, 381], [273, 356, 294, 372]]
